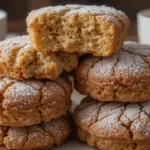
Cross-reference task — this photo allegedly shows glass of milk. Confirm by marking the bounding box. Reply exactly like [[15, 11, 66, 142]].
[[137, 9, 150, 45], [0, 10, 7, 41]]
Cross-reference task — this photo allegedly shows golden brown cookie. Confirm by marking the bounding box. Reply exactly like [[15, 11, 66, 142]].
[[74, 97, 150, 150], [27, 5, 129, 56], [0, 76, 72, 126], [0, 35, 78, 80], [75, 41, 150, 102], [0, 117, 71, 150]]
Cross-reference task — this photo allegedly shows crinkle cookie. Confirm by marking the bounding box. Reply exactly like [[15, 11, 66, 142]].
[[74, 97, 150, 150], [0, 117, 71, 150], [0, 35, 78, 80], [27, 5, 129, 56], [75, 42, 150, 102], [0, 76, 72, 126]]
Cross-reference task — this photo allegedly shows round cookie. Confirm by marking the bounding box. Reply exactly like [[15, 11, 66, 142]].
[[0, 35, 78, 80], [74, 97, 150, 150], [27, 5, 129, 56], [0, 76, 72, 126], [75, 41, 150, 102], [0, 117, 71, 150]]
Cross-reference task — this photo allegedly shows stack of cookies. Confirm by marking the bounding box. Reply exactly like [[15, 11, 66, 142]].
[[0, 4, 149, 150], [0, 6, 84, 149], [73, 42, 150, 150], [0, 35, 75, 149], [69, 5, 150, 150]]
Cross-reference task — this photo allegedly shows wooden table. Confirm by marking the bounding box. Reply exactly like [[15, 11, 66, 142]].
[[127, 20, 138, 41]]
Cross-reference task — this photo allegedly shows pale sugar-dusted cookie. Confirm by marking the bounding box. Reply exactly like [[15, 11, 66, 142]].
[[0, 35, 78, 80], [75, 42, 150, 102], [27, 5, 129, 56], [0, 117, 71, 150], [74, 97, 150, 150], [0, 76, 72, 126]]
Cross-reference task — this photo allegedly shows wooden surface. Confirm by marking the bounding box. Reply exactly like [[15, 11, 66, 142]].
[[127, 20, 138, 41]]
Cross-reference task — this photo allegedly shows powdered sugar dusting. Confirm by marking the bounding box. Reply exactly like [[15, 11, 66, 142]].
[[116, 50, 150, 77], [42, 117, 70, 143], [1, 117, 70, 149], [41, 81, 65, 105], [25, 125, 52, 147], [22, 80, 43, 90], [90, 54, 118, 79], [0, 36, 29, 48], [120, 103, 140, 126], [12, 82, 38, 97], [99, 15, 122, 27], [27, 5, 129, 28], [98, 102, 124, 120], [66, 5, 129, 27], [87, 41, 150, 87], [77, 102, 100, 125], [75, 98, 150, 140], [0, 35, 31, 60], [140, 101, 150, 114], [0, 75, 70, 110], [3, 82, 40, 110]]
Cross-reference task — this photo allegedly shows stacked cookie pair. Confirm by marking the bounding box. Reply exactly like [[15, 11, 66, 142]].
[[73, 42, 150, 150], [0, 37, 75, 149]]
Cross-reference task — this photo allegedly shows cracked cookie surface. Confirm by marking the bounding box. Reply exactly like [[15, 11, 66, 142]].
[[0, 35, 78, 80], [0, 117, 71, 150], [0, 76, 72, 126], [74, 97, 150, 150], [75, 41, 150, 102], [27, 5, 129, 56]]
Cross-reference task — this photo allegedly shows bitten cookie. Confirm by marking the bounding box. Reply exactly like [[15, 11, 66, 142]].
[[27, 5, 129, 56], [75, 41, 150, 102], [0, 35, 78, 80], [0, 117, 71, 150], [0, 76, 72, 126], [74, 97, 150, 150]]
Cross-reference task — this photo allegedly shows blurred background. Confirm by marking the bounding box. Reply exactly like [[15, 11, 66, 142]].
[[0, 0, 150, 40]]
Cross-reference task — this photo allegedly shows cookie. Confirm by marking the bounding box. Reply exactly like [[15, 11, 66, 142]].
[[0, 35, 78, 80], [27, 5, 129, 56], [75, 42, 150, 102], [0, 76, 72, 126], [0, 117, 71, 150], [74, 97, 150, 150]]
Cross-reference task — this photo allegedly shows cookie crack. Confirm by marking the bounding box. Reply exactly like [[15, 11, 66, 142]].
[[122, 49, 150, 71], [86, 56, 101, 89], [138, 102, 150, 118], [21, 80, 44, 122], [119, 103, 135, 139], [112, 54, 120, 99], [1, 80, 16, 109], [86, 102, 115, 130], [141, 56, 150, 68], [21, 126, 28, 149], [40, 124, 55, 144], [38, 82, 44, 121], [122, 48, 150, 57], [1, 127, 9, 146], [97, 105, 125, 122], [87, 57, 100, 78], [52, 78, 70, 100]]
